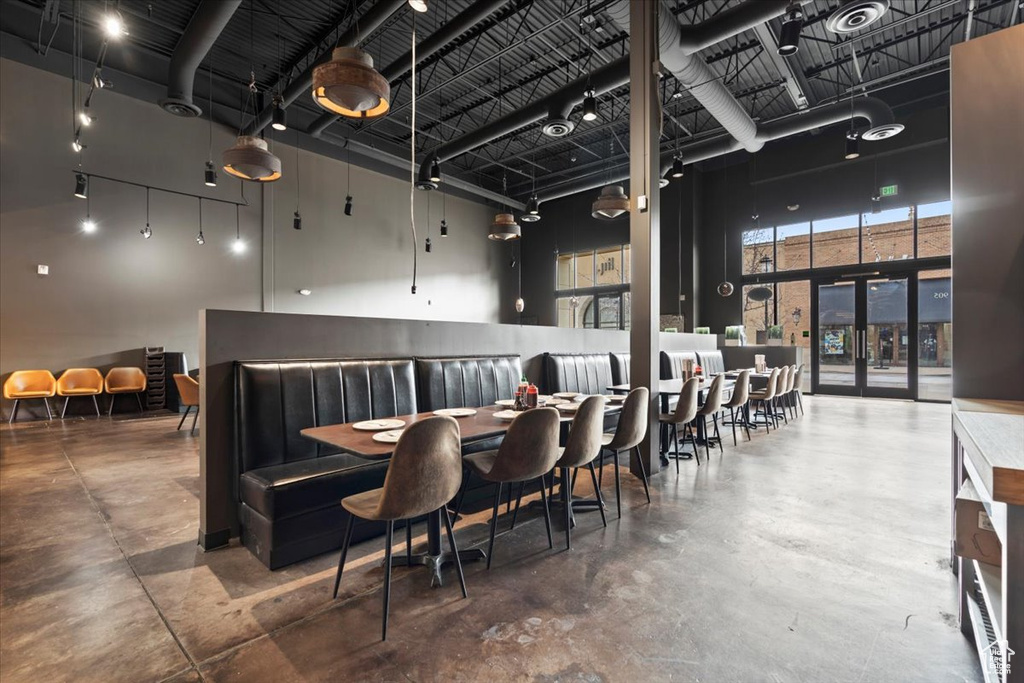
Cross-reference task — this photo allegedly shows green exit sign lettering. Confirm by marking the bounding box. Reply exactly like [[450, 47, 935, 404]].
[[880, 184, 899, 197]]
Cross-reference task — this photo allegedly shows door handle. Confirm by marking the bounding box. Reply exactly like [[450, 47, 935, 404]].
[[859, 331, 867, 360]]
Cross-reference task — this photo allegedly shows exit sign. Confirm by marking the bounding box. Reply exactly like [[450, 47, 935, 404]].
[[880, 184, 899, 197]]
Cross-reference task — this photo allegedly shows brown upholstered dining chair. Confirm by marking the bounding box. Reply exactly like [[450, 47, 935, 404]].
[[173, 374, 200, 435], [720, 369, 752, 445], [56, 368, 104, 418], [658, 377, 701, 469], [695, 374, 726, 460], [4, 370, 57, 423], [332, 415, 466, 641], [598, 387, 651, 518], [104, 367, 147, 415], [553, 396, 609, 549], [463, 407, 560, 567]]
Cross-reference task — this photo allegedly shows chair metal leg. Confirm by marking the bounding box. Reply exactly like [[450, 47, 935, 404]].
[[729, 407, 738, 446], [505, 482, 512, 515], [177, 405, 191, 430], [92, 395, 100, 417], [632, 446, 651, 503], [441, 507, 468, 598], [382, 521, 394, 641], [406, 521, 413, 564], [743, 404, 752, 440], [702, 416, 710, 460], [561, 467, 572, 550], [712, 414, 722, 449], [686, 424, 700, 465], [61, 396, 70, 419], [537, 475, 553, 549], [453, 466, 470, 520], [797, 391, 804, 415], [672, 424, 680, 473], [486, 482, 502, 569], [332, 513, 356, 599], [135, 392, 144, 412], [612, 449, 622, 518], [509, 481, 525, 531], [586, 461, 607, 528], [191, 407, 199, 435], [8, 399, 19, 424], [43, 398, 52, 420], [108, 394, 115, 417]]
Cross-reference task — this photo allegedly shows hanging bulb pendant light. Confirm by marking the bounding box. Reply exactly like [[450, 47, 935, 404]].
[[223, 136, 282, 182], [717, 231, 734, 297], [312, 47, 390, 119], [591, 185, 629, 220]]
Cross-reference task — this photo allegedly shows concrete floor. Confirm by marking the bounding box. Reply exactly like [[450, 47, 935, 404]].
[[0, 396, 980, 682]]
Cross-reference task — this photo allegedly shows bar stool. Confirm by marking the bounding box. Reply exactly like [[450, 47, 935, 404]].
[[4, 370, 57, 423], [658, 377, 701, 469], [749, 367, 781, 432], [553, 396, 609, 549], [56, 368, 104, 418], [598, 387, 651, 517], [463, 408, 560, 567], [332, 415, 467, 641], [720, 369, 752, 445], [695, 374, 726, 460]]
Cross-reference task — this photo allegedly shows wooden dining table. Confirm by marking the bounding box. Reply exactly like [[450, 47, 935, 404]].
[[301, 401, 622, 587]]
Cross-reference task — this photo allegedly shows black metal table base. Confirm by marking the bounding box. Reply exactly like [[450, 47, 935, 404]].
[[389, 548, 487, 587]]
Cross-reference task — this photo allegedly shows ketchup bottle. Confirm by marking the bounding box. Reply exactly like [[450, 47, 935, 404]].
[[526, 383, 539, 409]]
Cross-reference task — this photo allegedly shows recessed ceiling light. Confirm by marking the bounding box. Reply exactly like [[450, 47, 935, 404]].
[[298, 288, 312, 296], [787, 203, 800, 211]]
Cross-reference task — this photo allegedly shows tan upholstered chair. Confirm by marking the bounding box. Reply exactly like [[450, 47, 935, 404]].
[[695, 374, 727, 459], [721, 369, 752, 445], [4, 370, 57, 423], [773, 365, 792, 426], [463, 407, 560, 567], [173, 374, 200, 435], [104, 367, 147, 415], [553, 396, 608, 549], [790, 364, 805, 416], [658, 377, 701, 469], [332, 416, 466, 641], [599, 387, 652, 517], [749, 367, 781, 432], [56, 368, 104, 418]]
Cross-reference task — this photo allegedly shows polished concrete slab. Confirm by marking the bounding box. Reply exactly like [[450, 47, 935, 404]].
[[0, 396, 980, 682]]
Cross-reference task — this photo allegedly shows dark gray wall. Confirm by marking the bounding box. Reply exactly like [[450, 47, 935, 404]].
[[950, 25, 1024, 401], [199, 308, 716, 546], [0, 57, 514, 416]]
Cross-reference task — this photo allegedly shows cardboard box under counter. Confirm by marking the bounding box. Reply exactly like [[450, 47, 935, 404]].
[[954, 479, 1002, 567]]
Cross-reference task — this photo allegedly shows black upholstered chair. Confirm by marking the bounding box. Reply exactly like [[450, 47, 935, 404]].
[[235, 358, 418, 569], [609, 352, 631, 386]]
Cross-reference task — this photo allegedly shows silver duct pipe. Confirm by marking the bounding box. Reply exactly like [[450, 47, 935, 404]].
[[159, 0, 243, 117], [536, 97, 898, 205], [243, 0, 406, 136], [605, 0, 810, 154], [307, 0, 507, 137], [416, 56, 631, 187]]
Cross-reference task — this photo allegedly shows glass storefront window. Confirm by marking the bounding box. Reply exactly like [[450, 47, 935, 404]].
[[862, 206, 914, 263], [918, 268, 952, 400], [917, 200, 952, 258], [742, 283, 774, 345], [812, 214, 859, 268], [557, 254, 575, 290], [775, 222, 810, 271], [742, 228, 774, 275], [596, 246, 623, 285], [576, 251, 596, 289]]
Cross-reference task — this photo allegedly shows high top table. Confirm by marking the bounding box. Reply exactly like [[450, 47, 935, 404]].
[[302, 402, 620, 587]]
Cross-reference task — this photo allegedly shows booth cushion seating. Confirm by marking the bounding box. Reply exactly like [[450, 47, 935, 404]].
[[609, 353, 630, 386], [236, 358, 417, 569], [544, 353, 615, 395], [660, 351, 698, 380], [697, 350, 725, 375]]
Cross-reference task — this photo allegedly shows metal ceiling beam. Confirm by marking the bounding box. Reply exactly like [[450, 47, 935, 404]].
[[751, 23, 811, 109]]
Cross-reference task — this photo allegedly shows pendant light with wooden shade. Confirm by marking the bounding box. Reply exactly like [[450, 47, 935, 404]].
[[312, 47, 390, 119]]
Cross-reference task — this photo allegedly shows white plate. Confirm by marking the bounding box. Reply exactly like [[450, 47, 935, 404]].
[[604, 394, 627, 403], [372, 429, 404, 443], [557, 403, 580, 412], [433, 408, 477, 417], [538, 395, 554, 402], [544, 398, 569, 406], [553, 391, 579, 399], [493, 410, 519, 421], [494, 398, 516, 407], [353, 419, 406, 431]]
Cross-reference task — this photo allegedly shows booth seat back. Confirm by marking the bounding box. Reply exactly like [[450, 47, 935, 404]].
[[236, 359, 417, 473], [544, 353, 614, 395], [609, 353, 630, 386], [697, 350, 725, 375], [416, 356, 522, 411], [661, 351, 698, 379]]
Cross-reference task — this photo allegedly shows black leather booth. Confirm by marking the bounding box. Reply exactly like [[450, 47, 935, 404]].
[[236, 358, 417, 569], [609, 352, 630, 386], [696, 350, 725, 375], [660, 350, 698, 379], [544, 353, 615, 395]]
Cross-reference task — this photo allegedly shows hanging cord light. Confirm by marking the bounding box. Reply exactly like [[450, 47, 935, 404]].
[[845, 73, 860, 160], [515, 241, 525, 314], [271, 5, 287, 131], [205, 62, 217, 186], [409, 16, 418, 293], [344, 142, 353, 216], [142, 187, 153, 240], [293, 131, 302, 229], [232, 203, 246, 253], [81, 189, 96, 233], [425, 192, 432, 252], [440, 173, 448, 236], [581, 1, 597, 122], [871, 155, 881, 213], [197, 197, 206, 244], [717, 161, 735, 297]]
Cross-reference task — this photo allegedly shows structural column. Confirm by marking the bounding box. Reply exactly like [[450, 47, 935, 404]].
[[628, 0, 661, 478]]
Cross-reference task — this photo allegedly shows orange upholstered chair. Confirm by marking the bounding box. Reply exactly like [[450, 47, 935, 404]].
[[4, 370, 57, 423], [57, 368, 104, 418], [104, 367, 147, 415], [172, 374, 200, 435]]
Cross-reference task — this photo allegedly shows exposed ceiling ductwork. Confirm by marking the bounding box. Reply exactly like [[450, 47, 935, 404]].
[[159, 0, 243, 117], [242, 0, 406, 136], [535, 96, 902, 205], [306, 0, 507, 137]]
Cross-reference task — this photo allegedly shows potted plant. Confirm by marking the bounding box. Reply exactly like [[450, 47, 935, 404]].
[[767, 324, 784, 346], [695, 326, 711, 335], [725, 325, 743, 347]]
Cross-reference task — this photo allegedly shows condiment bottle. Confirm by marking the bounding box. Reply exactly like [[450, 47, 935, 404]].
[[526, 383, 539, 409]]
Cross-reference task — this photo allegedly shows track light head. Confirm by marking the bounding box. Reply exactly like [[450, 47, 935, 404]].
[[778, 4, 804, 57], [582, 90, 598, 122], [74, 173, 88, 199], [271, 101, 288, 131], [344, 195, 353, 216], [103, 12, 126, 39], [71, 138, 84, 153], [293, 211, 302, 230], [425, 237, 432, 253], [79, 111, 94, 127], [440, 219, 448, 237], [671, 157, 684, 178], [429, 159, 441, 183], [204, 161, 218, 187]]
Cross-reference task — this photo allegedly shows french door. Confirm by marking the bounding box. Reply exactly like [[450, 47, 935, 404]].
[[812, 274, 917, 399]]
